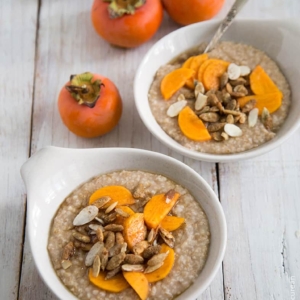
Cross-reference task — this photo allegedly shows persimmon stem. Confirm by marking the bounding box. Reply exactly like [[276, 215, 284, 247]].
[[65, 72, 104, 108], [104, 0, 146, 18]]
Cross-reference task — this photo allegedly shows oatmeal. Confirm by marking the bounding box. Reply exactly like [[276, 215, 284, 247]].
[[48, 170, 210, 300], [148, 41, 291, 154]]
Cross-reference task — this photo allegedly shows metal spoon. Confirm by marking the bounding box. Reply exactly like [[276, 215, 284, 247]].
[[204, 0, 249, 53]]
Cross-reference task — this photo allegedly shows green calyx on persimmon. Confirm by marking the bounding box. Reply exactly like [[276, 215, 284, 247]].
[[65, 72, 104, 108], [104, 0, 146, 18]]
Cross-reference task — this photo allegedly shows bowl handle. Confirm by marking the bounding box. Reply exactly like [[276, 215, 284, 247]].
[[20, 146, 59, 193]]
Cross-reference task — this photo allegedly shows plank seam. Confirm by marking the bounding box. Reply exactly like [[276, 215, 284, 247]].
[[17, 0, 42, 299]]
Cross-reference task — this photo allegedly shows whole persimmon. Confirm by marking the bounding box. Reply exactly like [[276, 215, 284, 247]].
[[58, 72, 122, 138], [162, 0, 225, 26], [91, 0, 163, 48]]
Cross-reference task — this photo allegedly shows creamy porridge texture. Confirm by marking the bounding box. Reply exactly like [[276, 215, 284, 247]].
[[148, 42, 291, 154], [48, 170, 210, 300]]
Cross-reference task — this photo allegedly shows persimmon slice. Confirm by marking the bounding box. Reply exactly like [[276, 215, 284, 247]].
[[114, 206, 135, 225], [123, 213, 147, 250], [238, 92, 282, 115], [161, 68, 195, 100], [88, 269, 129, 292], [185, 54, 208, 89], [145, 244, 175, 283], [202, 59, 230, 90], [182, 56, 195, 69], [89, 186, 135, 207], [250, 65, 282, 95], [123, 272, 149, 300], [178, 106, 211, 141], [144, 190, 180, 229], [161, 216, 185, 231], [197, 59, 215, 82]]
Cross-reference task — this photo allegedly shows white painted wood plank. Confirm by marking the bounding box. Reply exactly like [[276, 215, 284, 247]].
[[0, 0, 38, 299], [218, 1, 300, 299], [19, 1, 222, 299]]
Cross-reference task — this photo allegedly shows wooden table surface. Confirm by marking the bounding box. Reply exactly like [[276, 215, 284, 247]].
[[1, 0, 300, 299]]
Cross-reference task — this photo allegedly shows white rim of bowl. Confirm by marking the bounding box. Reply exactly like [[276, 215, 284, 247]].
[[134, 19, 300, 162]]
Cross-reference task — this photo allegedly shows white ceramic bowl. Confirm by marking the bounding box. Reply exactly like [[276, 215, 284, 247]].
[[134, 19, 300, 162], [21, 146, 226, 300]]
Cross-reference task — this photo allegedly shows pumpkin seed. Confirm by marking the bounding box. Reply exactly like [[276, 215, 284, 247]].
[[133, 240, 149, 255], [199, 112, 220, 123], [92, 196, 111, 209], [115, 207, 130, 218], [207, 93, 219, 106], [159, 227, 175, 248], [143, 245, 162, 259], [144, 262, 164, 274], [105, 266, 121, 280], [122, 264, 144, 272], [242, 99, 257, 113], [73, 232, 91, 243], [238, 113, 247, 124], [221, 132, 229, 140], [106, 252, 126, 270], [207, 122, 226, 132], [262, 107, 273, 130], [62, 242, 75, 260], [85, 242, 104, 267], [220, 72, 229, 89], [230, 77, 247, 86], [177, 93, 185, 101], [147, 251, 169, 266], [105, 202, 118, 214], [115, 232, 124, 245], [108, 244, 123, 257], [233, 85, 248, 95], [124, 254, 144, 264], [100, 247, 109, 271], [104, 224, 124, 232], [226, 114, 234, 124], [92, 255, 101, 277], [105, 231, 115, 250]]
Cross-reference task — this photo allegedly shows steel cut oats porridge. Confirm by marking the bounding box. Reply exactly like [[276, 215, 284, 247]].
[[148, 42, 291, 154], [48, 170, 210, 300]]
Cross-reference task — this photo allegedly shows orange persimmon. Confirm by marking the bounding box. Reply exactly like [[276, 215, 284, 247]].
[[197, 59, 215, 83], [161, 216, 185, 231], [123, 272, 149, 300], [58, 72, 122, 138], [91, 0, 163, 48], [123, 213, 147, 250], [162, 0, 225, 26], [144, 190, 180, 229], [161, 68, 195, 100], [89, 186, 135, 207], [178, 106, 211, 141], [145, 244, 175, 282], [202, 59, 229, 90], [250, 65, 283, 96], [238, 92, 282, 115], [88, 269, 129, 292], [185, 54, 208, 89]]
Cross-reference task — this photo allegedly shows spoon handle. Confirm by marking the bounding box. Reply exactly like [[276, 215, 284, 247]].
[[204, 0, 249, 53]]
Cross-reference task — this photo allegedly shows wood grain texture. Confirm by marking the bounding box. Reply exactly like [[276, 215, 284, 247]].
[[18, 1, 222, 299], [0, 0, 38, 299], [218, 1, 300, 300]]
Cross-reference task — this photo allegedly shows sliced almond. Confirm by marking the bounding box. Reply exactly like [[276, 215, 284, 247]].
[[195, 93, 208, 111], [194, 82, 205, 97], [167, 100, 187, 117], [224, 124, 243, 137], [239, 66, 251, 76], [73, 206, 98, 226], [248, 108, 259, 127], [227, 63, 241, 80]]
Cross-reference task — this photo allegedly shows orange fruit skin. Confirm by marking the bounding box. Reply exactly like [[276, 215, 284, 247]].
[[162, 0, 225, 26], [58, 74, 122, 138], [91, 0, 163, 48]]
